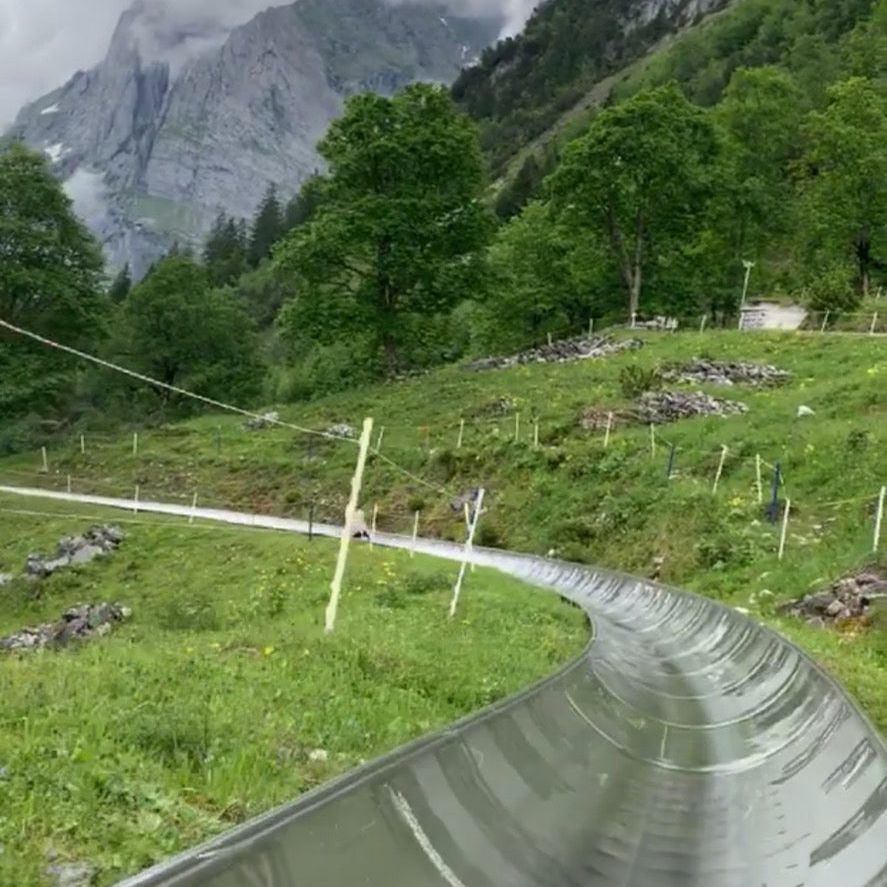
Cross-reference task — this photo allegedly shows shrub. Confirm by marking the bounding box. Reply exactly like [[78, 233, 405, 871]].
[[619, 364, 663, 398]]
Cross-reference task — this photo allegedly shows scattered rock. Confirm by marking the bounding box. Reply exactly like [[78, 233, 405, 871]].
[[244, 411, 280, 431], [631, 316, 679, 331], [0, 574, 13, 587], [470, 397, 516, 418], [326, 423, 356, 439], [780, 567, 887, 626], [465, 336, 644, 372], [0, 603, 131, 653], [45, 861, 96, 887], [635, 390, 748, 424], [663, 359, 791, 387], [309, 749, 329, 764], [578, 407, 631, 432], [797, 405, 816, 418], [25, 526, 124, 579]]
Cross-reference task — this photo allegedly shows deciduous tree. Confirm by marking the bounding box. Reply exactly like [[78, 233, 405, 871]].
[[276, 84, 491, 376], [548, 84, 720, 318]]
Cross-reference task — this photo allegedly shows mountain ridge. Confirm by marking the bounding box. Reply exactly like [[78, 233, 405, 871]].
[[7, 0, 501, 278]]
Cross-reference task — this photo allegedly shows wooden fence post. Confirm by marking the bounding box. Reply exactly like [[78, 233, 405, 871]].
[[325, 417, 374, 633]]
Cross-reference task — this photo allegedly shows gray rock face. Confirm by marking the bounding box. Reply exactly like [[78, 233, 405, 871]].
[[7, 0, 501, 278]]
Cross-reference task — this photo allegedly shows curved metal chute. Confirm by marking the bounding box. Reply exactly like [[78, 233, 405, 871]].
[[117, 531, 887, 887], [0, 488, 883, 886]]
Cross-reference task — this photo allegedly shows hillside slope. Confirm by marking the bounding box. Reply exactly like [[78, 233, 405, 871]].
[[453, 0, 731, 175], [1, 331, 885, 730], [457, 0, 883, 191], [7, 0, 500, 277]]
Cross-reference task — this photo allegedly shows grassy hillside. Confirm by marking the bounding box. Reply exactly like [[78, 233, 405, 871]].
[[0, 498, 586, 886], [1, 330, 885, 732]]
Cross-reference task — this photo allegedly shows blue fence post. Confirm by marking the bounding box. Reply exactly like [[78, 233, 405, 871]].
[[768, 462, 782, 523], [666, 444, 677, 479]]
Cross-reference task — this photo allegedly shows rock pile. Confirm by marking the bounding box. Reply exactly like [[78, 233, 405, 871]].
[[244, 411, 280, 431], [326, 423, 356, 439], [25, 526, 124, 579], [780, 570, 887, 626], [0, 603, 132, 652], [636, 390, 748, 424], [466, 336, 644, 372], [664, 359, 791, 387]]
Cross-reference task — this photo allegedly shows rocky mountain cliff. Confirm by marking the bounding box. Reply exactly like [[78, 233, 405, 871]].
[[7, 0, 501, 278]]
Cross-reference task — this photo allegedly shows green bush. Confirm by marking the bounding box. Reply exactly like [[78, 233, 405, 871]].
[[619, 365, 663, 399]]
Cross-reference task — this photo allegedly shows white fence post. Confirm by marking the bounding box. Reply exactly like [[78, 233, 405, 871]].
[[325, 417, 374, 634], [820, 311, 830, 333], [41, 447, 48, 473], [370, 503, 379, 550], [870, 312, 879, 335], [699, 315, 708, 334], [604, 412, 613, 448], [514, 412, 520, 444], [66, 475, 72, 494], [80, 434, 85, 455], [712, 445, 728, 494], [450, 488, 486, 618], [533, 420, 540, 450], [650, 424, 656, 459], [457, 419, 465, 450], [375, 427, 385, 453], [755, 454, 763, 505], [133, 485, 140, 515], [874, 486, 886, 553], [588, 318, 594, 338], [411, 510, 420, 558], [778, 499, 792, 561]]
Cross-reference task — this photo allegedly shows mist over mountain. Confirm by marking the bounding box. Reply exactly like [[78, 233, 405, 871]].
[[6, 0, 503, 276]]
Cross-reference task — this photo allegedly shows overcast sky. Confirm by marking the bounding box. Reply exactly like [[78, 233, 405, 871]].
[[0, 0, 533, 128]]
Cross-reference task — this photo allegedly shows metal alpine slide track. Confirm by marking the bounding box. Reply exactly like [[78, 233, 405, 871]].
[[2, 486, 886, 887]]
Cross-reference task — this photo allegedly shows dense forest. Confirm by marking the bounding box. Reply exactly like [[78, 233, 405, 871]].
[[0, 0, 884, 450]]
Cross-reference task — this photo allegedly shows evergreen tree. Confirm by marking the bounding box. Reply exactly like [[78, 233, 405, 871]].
[[495, 155, 544, 219], [283, 175, 327, 232], [108, 264, 132, 303], [203, 212, 247, 286], [248, 185, 284, 266]]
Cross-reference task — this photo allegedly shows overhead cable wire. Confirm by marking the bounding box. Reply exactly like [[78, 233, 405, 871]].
[[0, 318, 450, 495], [0, 318, 349, 444]]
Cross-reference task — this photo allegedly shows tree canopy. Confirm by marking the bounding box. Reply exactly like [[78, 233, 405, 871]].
[[276, 84, 492, 377], [110, 256, 262, 412], [0, 143, 105, 425], [548, 84, 720, 317]]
